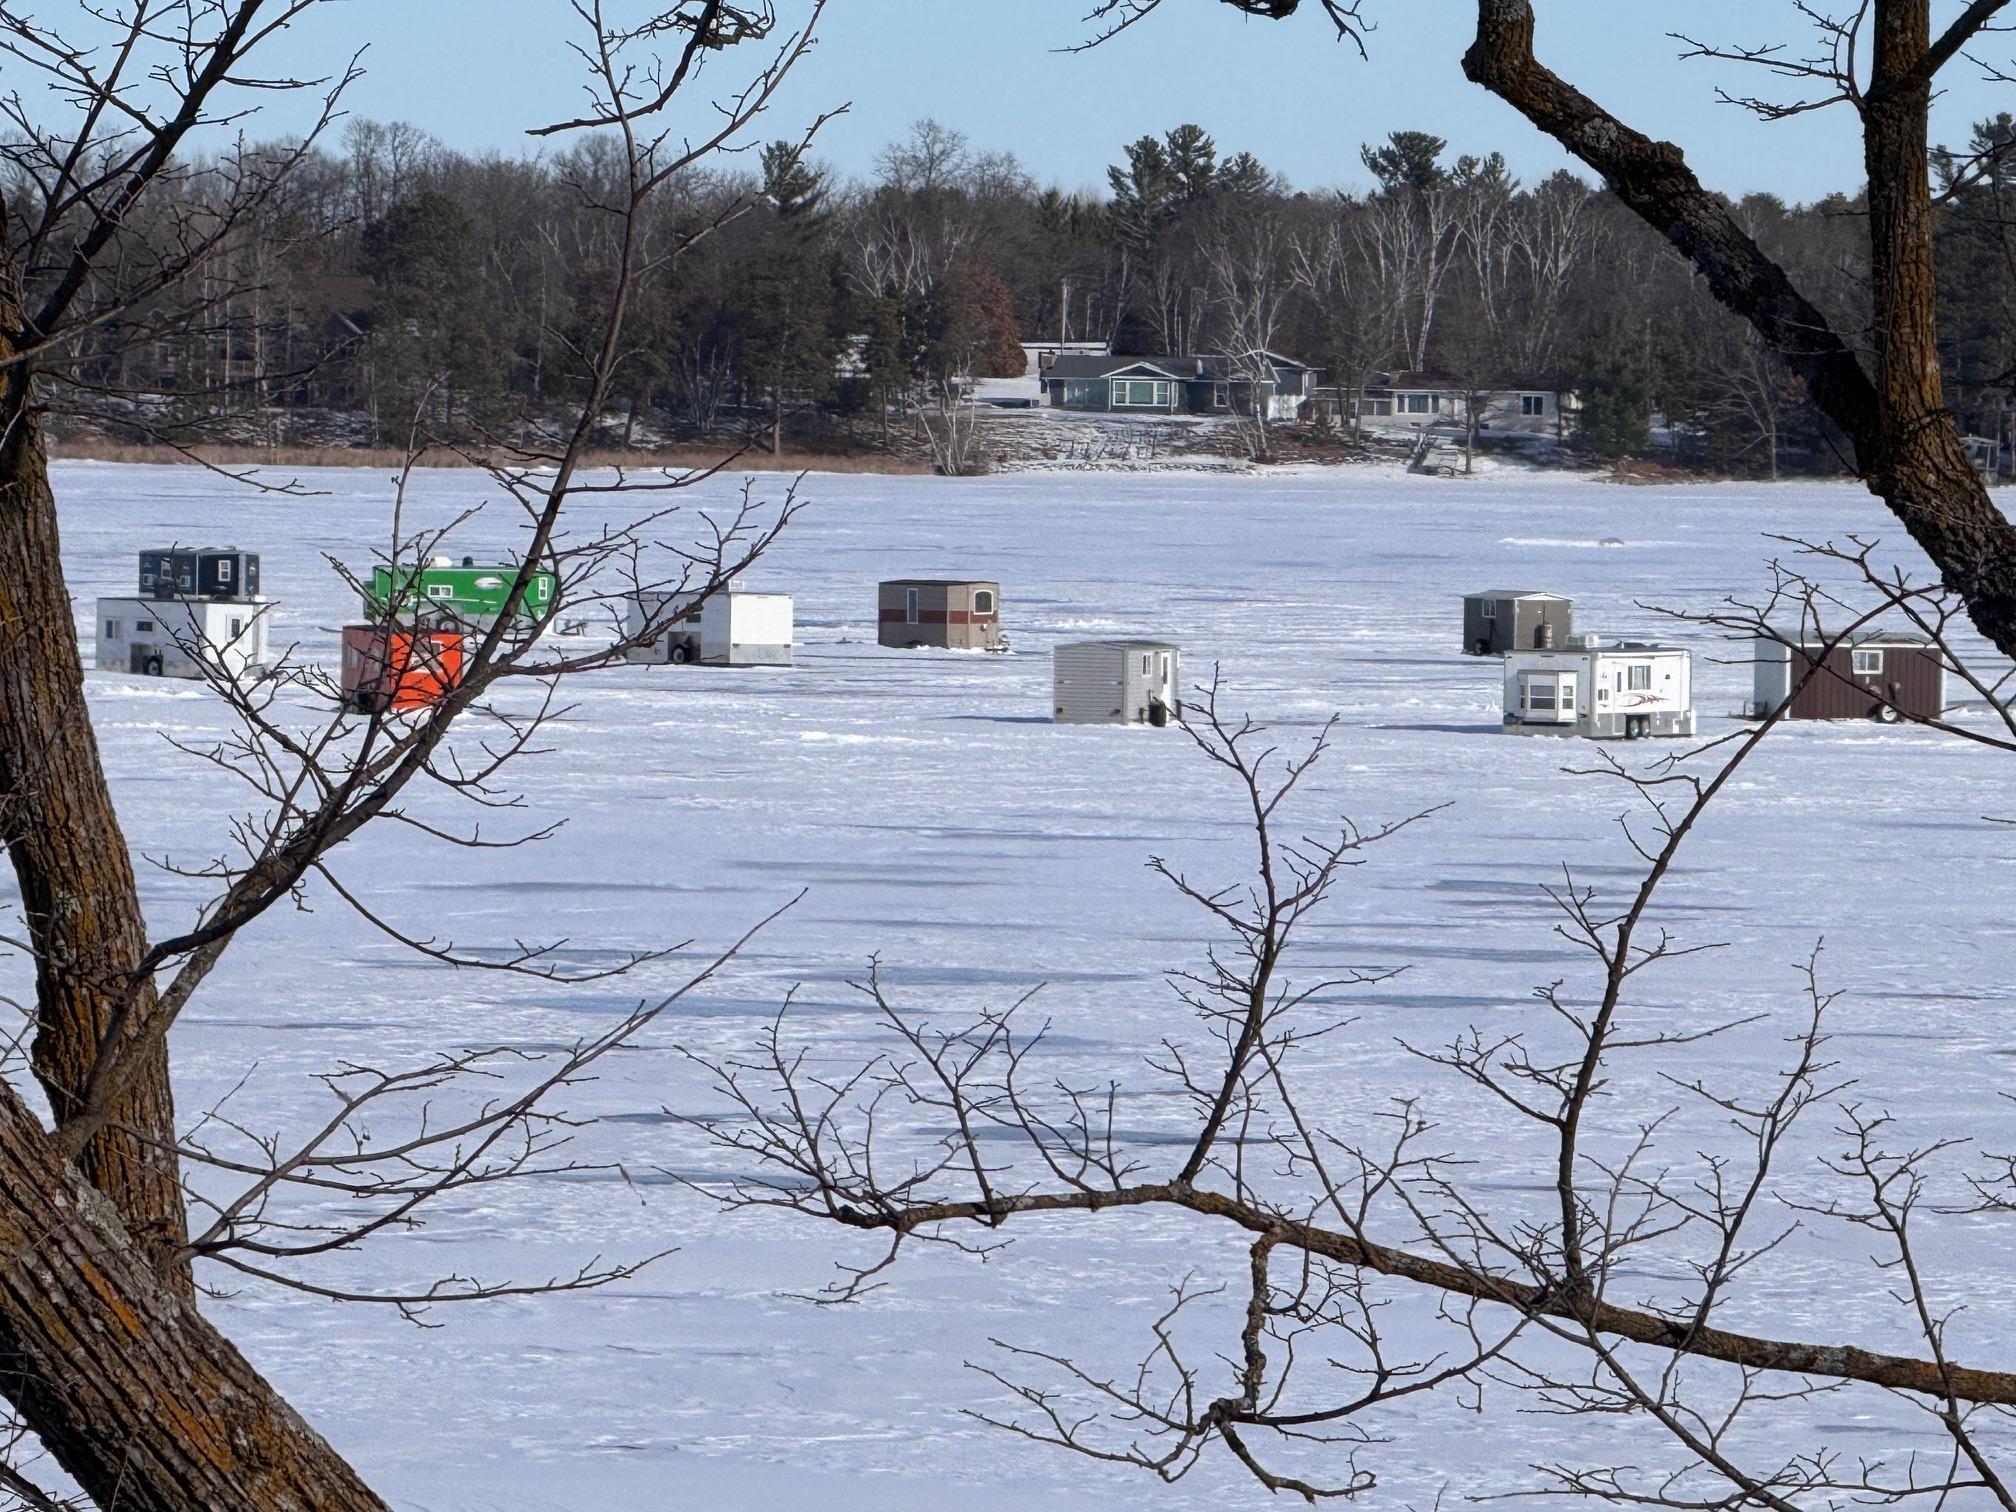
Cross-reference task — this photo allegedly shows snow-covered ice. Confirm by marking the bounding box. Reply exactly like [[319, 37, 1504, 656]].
[[28, 458, 2016, 1508]]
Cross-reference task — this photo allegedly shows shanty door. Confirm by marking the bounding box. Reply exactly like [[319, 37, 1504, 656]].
[[1518, 670, 1576, 725]]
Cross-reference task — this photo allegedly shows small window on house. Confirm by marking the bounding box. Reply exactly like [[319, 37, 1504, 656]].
[[1403, 394, 1432, 414], [104, 620, 122, 640], [905, 588, 919, 625], [1852, 648, 1885, 676], [427, 583, 455, 600], [229, 618, 244, 638], [1627, 664, 1652, 691], [1370, 398, 1392, 416], [973, 590, 994, 614], [1521, 394, 1546, 416], [136, 619, 155, 633]]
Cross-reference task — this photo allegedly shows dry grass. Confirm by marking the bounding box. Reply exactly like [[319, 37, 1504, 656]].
[[47, 438, 932, 476]]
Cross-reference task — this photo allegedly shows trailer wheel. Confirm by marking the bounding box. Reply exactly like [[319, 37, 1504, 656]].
[[143, 655, 164, 677], [1873, 703, 1903, 724], [669, 643, 690, 665]]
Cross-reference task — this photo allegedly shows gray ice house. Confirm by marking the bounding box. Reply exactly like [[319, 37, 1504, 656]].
[[1462, 590, 1572, 655], [1053, 640, 1180, 726]]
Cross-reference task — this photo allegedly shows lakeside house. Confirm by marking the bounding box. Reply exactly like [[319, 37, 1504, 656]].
[[1319, 371, 1579, 439], [1039, 351, 1319, 421]]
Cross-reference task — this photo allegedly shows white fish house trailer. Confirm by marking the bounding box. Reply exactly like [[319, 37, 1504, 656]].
[[95, 596, 272, 682], [1463, 590, 1572, 655], [1503, 638, 1695, 739], [1053, 640, 1181, 726], [623, 583, 793, 666]]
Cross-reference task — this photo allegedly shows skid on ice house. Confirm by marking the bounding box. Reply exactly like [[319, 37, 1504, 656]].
[[1503, 637, 1696, 739], [624, 582, 793, 666], [97, 545, 272, 682], [877, 579, 1005, 651], [1053, 640, 1180, 726]]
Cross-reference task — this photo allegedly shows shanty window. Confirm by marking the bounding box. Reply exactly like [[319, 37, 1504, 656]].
[[1626, 665, 1652, 691], [1523, 678, 1557, 711], [427, 583, 455, 600], [1559, 679, 1575, 710], [216, 560, 233, 583], [104, 619, 122, 640], [1141, 653, 1153, 674], [1521, 394, 1546, 416], [136, 619, 155, 633], [973, 590, 994, 614], [905, 588, 919, 624], [1113, 379, 1171, 407], [1852, 648, 1885, 676], [229, 618, 245, 638]]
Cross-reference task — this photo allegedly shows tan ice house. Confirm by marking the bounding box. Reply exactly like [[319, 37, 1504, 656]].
[[877, 579, 1004, 650]]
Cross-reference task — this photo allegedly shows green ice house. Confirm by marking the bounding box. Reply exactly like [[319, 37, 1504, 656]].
[[364, 557, 558, 630]]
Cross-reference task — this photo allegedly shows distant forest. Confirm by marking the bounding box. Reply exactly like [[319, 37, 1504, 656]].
[[23, 113, 2016, 472]]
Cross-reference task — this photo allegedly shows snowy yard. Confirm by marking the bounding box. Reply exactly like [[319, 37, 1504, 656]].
[[37, 459, 2016, 1509]]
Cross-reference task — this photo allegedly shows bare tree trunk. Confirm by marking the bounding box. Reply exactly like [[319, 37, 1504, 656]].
[[0, 1075, 387, 1510], [0, 343, 190, 1292]]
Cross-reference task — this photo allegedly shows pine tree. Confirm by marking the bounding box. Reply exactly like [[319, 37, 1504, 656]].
[[1575, 307, 1655, 459]]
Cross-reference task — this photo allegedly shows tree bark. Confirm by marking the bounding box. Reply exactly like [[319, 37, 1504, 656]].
[[0, 1075, 387, 1510], [0, 304, 191, 1292], [1460, 0, 2016, 658]]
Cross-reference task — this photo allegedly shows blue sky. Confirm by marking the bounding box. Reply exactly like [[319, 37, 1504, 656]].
[[225, 2, 2016, 199]]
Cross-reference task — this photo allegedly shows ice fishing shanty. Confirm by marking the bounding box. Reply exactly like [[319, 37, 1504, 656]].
[[1463, 591, 1572, 656], [623, 582, 793, 666], [1053, 640, 1181, 726], [96, 597, 272, 681], [340, 625, 465, 714], [877, 579, 1004, 650], [364, 557, 556, 631], [97, 544, 272, 681], [1749, 631, 1945, 723], [1503, 637, 1695, 738]]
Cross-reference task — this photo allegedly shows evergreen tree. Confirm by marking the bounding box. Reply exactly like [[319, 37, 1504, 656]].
[[1575, 307, 1655, 458], [1361, 131, 1450, 194], [733, 143, 843, 452]]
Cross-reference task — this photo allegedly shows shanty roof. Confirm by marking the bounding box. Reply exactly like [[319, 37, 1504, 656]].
[[1466, 589, 1567, 601], [1059, 638, 1180, 650], [880, 578, 999, 587], [1757, 627, 1937, 648]]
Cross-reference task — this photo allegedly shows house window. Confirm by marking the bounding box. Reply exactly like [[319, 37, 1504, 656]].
[[1113, 378, 1171, 407], [1060, 381, 1095, 405], [973, 590, 994, 614], [905, 588, 919, 625], [1402, 394, 1432, 414], [1520, 394, 1546, 416], [1369, 398, 1392, 416], [1852, 648, 1885, 676], [427, 583, 455, 600], [1626, 664, 1652, 690], [104, 620, 122, 640]]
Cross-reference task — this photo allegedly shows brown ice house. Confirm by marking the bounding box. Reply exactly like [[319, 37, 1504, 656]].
[[878, 579, 1004, 650], [1750, 631, 1946, 722]]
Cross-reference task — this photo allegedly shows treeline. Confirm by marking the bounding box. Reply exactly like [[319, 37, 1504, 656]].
[[22, 113, 2016, 472]]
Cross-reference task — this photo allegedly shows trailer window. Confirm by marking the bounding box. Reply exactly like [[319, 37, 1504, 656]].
[[104, 620, 121, 640], [1626, 664, 1651, 690], [1524, 680, 1556, 711], [1559, 679, 1575, 710], [1852, 648, 1884, 675]]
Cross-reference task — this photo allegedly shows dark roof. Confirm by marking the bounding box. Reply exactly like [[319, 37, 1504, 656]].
[[1760, 628, 1936, 649], [1368, 371, 1563, 392], [880, 578, 999, 588], [1044, 351, 1315, 382]]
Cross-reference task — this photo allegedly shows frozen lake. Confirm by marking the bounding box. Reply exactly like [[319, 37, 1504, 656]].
[[30, 458, 2016, 1508]]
